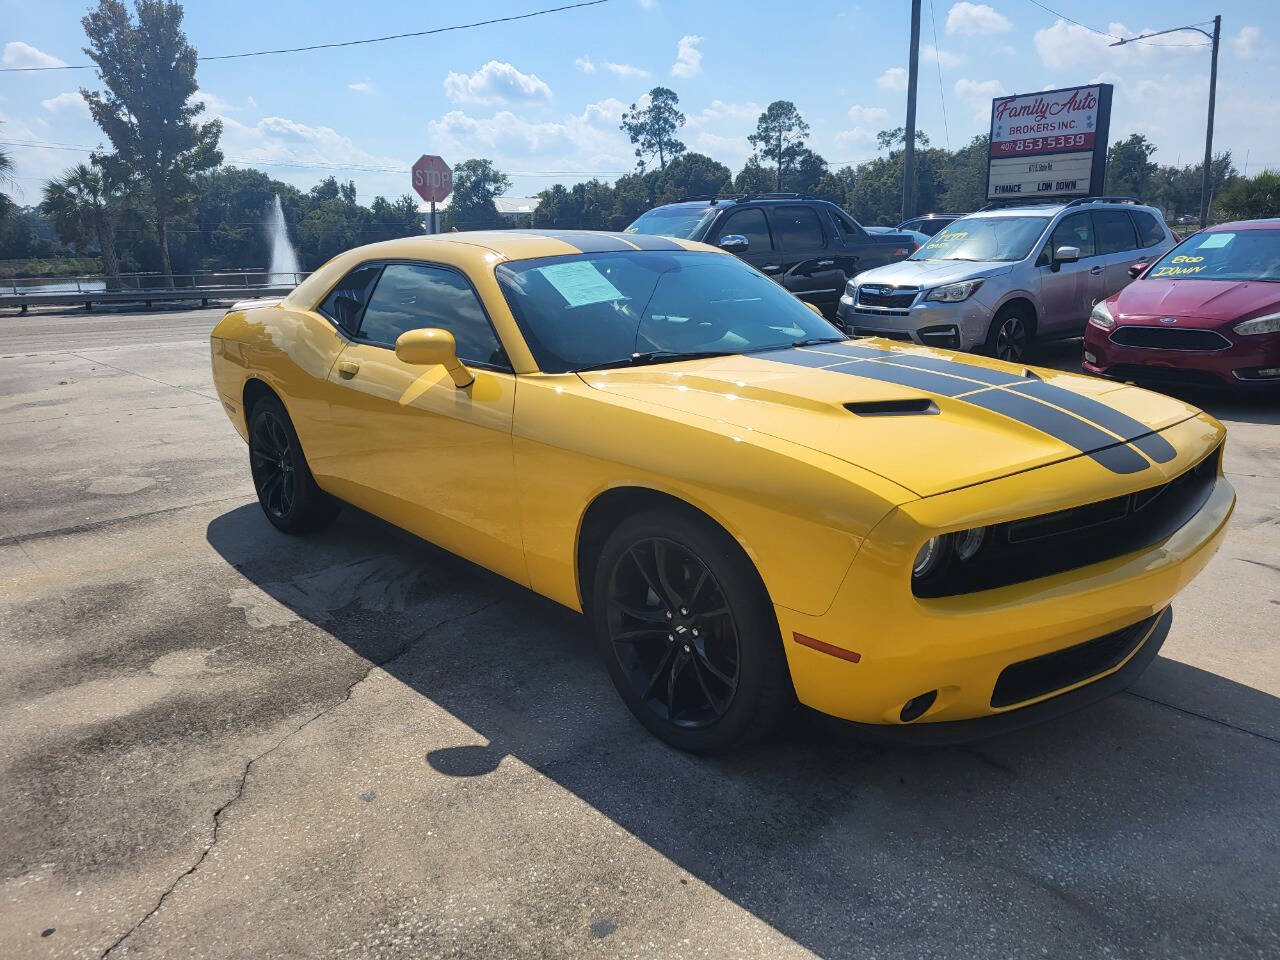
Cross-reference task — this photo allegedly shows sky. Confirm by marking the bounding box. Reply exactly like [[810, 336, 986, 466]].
[[1, 0, 1277, 209]]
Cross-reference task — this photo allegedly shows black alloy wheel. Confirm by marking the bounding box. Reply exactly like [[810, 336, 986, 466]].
[[605, 537, 740, 729], [987, 310, 1032, 363], [247, 394, 340, 534]]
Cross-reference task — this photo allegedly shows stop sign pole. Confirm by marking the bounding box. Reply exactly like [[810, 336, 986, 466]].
[[412, 154, 453, 234]]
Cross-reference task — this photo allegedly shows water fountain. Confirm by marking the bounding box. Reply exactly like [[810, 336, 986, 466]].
[[266, 194, 301, 285]]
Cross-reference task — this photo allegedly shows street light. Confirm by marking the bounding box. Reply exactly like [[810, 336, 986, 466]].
[[1111, 15, 1221, 229]]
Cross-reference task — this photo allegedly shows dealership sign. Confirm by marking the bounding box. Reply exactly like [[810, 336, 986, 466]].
[[987, 84, 1112, 201]]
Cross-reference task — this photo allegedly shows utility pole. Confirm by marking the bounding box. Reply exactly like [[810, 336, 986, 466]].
[[902, 0, 922, 222], [1110, 15, 1220, 228]]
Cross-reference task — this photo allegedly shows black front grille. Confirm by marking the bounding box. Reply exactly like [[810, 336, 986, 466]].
[[913, 445, 1221, 598], [991, 613, 1156, 707], [1110, 326, 1232, 351], [856, 285, 919, 310]]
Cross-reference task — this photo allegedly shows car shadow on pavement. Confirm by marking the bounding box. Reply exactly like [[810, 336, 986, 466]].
[[206, 503, 1280, 958]]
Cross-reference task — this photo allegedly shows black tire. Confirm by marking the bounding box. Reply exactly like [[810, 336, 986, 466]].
[[591, 507, 793, 752], [247, 394, 340, 534], [984, 305, 1036, 363]]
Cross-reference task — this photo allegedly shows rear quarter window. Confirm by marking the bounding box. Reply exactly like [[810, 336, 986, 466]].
[[1131, 210, 1167, 248]]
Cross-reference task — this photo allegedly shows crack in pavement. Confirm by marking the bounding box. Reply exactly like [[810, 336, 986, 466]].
[[98, 595, 503, 959], [0, 496, 252, 548], [1123, 690, 1280, 746]]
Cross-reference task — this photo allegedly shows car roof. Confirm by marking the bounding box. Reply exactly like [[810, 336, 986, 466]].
[[1204, 218, 1280, 232], [974, 199, 1164, 219]]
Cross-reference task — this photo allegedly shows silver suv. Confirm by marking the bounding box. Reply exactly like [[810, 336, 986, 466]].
[[835, 198, 1176, 361]]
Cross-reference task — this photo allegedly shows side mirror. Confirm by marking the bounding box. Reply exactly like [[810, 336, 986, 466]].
[[718, 234, 749, 254], [394, 327, 474, 388], [1054, 245, 1081, 264], [1128, 261, 1149, 279]]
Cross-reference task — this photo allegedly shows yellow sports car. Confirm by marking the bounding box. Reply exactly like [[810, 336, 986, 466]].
[[210, 230, 1234, 751]]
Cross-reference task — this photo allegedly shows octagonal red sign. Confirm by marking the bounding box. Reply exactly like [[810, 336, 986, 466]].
[[411, 154, 452, 203]]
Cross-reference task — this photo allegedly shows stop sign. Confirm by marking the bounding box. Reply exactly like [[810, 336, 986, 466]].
[[411, 154, 452, 204]]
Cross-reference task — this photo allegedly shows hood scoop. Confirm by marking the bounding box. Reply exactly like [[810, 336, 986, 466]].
[[843, 398, 939, 417]]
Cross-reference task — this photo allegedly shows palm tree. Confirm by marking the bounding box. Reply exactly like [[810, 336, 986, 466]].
[[0, 139, 15, 223], [40, 163, 128, 290]]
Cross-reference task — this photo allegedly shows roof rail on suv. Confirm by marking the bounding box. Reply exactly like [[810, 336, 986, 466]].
[[677, 192, 830, 205], [978, 195, 1142, 212], [1063, 196, 1140, 207]]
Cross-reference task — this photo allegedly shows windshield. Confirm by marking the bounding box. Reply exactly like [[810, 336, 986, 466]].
[[910, 216, 1050, 262], [495, 251, 844, 373], [1147, 229, 1280, 282], [624, 205, 717, 239]]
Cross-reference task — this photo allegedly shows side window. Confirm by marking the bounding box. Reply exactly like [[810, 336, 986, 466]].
[[836, 210, 867, 237], [772, 205, 826, 249], [1131, 210, 1166, 248], [1094, 210, 1138, 254], [716, 208, 773, 251], [319, 263, 382, 335], [358, 263, 507, 368], [1049, 213, 1096, 259]]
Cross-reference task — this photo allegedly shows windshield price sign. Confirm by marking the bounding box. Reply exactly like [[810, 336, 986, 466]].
[[987, 84, 1112, 201]]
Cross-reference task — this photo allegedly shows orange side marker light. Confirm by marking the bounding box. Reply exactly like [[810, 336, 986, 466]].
[[793, 633, 861, 663]]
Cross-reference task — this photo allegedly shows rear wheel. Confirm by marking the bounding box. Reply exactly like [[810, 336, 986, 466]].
[[247, 395, 339, 534], [592, 508, 793, 752], [984, 306, 1035, 363]]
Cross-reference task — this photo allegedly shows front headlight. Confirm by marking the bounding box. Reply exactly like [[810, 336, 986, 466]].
[[1089, 301, 1115, 330], [925, 279, 984, 303], [1234, 312, 1280, 336], [912, 527, 988, 583]]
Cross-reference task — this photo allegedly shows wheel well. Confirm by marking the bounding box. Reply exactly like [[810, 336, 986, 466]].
[[994, 296, 1038, 335], [575, 487, 748, 613], [241, 377, 280, 422]]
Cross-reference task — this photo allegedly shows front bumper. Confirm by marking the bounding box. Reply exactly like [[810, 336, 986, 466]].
[[835, 292, 993, 351], [1083, 323, 1280, 390], [772, 414, 1233, 731]]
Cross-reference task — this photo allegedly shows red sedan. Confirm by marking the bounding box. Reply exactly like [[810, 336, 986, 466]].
[[1083, 218, 1280, 391]]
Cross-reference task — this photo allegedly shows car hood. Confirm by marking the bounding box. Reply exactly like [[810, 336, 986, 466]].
[[1112, 278, 1280, 323], [578, 340, 1199, 498], [853, 259, 1013, 289]]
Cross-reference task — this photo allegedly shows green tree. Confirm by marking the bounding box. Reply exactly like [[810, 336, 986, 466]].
[[1218, 170, 1280, 220], [1105, 134, 1159, 200], [39, 162, 132, 288], [442, 158, 510, 231], [0, 136, 14, 223], [649, 152, 732, 202], [81, 0, 222, 286], [747, 101, 811, 191], [876, 127, 932, 150], [620, 87, 686, 171], [366, 195, 424, 244]]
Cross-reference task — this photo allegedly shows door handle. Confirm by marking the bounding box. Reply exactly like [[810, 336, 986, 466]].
[[337, 359, 361, 378], [1090, 266, 1103, 275], [817, 259, 834, 267], [762, 264, 781, 273]]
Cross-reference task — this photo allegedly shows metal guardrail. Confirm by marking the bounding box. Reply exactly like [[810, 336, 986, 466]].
[[0, 270, 313, 314]]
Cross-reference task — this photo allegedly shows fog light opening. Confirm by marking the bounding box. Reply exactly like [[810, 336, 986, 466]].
[[900, 690, 938, 723]]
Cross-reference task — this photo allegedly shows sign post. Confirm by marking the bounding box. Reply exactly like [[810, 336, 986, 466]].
[[412, 155, 453, 233], [986, 84, 1113, 202]]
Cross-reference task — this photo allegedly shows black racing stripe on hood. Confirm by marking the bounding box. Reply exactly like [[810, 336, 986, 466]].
[[766, 346, 1155, 474], [1007, 381, 1178, 463], [621, 233, 685, 251], [881, 353, 1027, 387], [554, 232, 636, 253]]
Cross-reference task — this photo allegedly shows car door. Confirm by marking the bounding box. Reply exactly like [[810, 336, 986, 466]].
[[709, 207, 776, 276], [319, 260, 527, 586], [1092, 209, 1141, 301], [767, 204, 847, 310], [1037, 212, 1098, 335]]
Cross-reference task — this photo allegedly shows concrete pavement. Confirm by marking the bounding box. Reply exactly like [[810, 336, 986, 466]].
[[1, 307, 1277, 959]]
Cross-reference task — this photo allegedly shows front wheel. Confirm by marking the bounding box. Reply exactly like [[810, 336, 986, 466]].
[[592, 508, 793, 752], [984, 307, 1035, 363], [247, 395, 340, 534]]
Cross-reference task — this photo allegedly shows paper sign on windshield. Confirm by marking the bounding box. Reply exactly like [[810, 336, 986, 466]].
[[1197, 233, 1235, 249], [539, 261, 626, 307]]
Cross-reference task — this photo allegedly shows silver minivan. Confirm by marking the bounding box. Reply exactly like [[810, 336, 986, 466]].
[[835, 198, 1176, 362]]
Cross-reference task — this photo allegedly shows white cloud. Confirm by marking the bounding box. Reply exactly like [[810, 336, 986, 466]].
[[347, 80, 374, 94], [834, 127, 879, 150], [686, 99, 761, 129], [40, 91, 89, 116], [193, 90, 242, 115], [638, 0, 657, 9], [921, 44, 964, 68], [671, 35, 703, 78], [954, 77, 1005, 120], [847, 104, 890, 126], [876, 67, 908, 92], [1033, 20, 1202, 71], [577, 56, 650, 79], [1090, 70, 1122, 86], [443, 61, 552, 105], [575, 56, 597, 74], [2, 41, 67, 69], [946, 3, 1011, 37], [1232, 26, 1260, 59]]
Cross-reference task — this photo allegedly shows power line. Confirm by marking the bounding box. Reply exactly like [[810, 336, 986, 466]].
[[927, 0, 951, 151], [0, 0, 613, 72], [1021, 0, 1212, 47]]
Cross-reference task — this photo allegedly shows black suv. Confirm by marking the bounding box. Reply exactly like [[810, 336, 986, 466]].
[[626, 194, 918, 316]]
